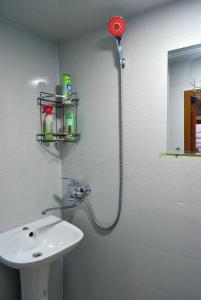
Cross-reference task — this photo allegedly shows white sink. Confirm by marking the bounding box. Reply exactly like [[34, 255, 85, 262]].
[[0, 216, 84, 300]]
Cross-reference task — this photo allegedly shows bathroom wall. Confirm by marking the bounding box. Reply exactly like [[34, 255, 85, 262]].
[[0, 20, 62, 300], [59, 1, 201, 299], [168, 52, 201, 153]]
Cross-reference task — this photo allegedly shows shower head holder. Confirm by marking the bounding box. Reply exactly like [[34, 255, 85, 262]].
[[116, 38, 126, 68]]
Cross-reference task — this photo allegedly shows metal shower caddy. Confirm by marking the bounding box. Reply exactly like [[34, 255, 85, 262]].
[[36, 91, 80, 143]]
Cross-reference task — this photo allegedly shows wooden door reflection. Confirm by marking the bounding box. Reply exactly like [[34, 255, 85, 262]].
[[184, 90, 201, 153]]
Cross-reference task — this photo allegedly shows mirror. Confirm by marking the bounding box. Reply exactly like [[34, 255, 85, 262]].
[[168, 43, 201, 155]]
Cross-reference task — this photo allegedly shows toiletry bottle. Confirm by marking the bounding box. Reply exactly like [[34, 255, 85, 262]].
[[63, 74, 72, 104], [42, 105, 54, 141], [65, 112, 76, 141]]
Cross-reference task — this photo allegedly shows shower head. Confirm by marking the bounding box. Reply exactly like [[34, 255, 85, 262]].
[[108, 16, 126, 39], [108, 16, 126, 68]]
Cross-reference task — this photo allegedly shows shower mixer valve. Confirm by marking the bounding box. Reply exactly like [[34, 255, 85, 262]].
[[66, 178, 91, 201], [41, 178, 91, 215]]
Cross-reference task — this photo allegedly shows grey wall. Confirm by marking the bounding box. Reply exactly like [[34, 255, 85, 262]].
[[59, 1, 201, 300], [0, 20, 62, 300]]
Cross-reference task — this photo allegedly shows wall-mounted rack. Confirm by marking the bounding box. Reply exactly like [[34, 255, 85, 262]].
[[36, 91, 80, 143]]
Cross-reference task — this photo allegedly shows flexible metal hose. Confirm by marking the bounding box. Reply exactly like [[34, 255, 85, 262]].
[[83, 64, 123, 230]]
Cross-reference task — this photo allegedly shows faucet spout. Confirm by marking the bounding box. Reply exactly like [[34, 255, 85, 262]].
[[41, 204, 76, 215]]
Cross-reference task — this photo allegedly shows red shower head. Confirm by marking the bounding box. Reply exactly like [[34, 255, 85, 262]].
[[108, 16, 126, 39]]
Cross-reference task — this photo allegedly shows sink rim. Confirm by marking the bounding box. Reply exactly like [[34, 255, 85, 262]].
[[0, 216, 84, 269]]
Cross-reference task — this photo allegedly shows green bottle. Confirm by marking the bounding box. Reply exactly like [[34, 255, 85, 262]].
[[63, 74, 72, 104], [65, 112, 76, 141]]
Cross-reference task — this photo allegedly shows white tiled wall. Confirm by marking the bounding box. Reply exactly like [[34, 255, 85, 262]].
[[59, 1, 201, 299], [0, 20, 62, 300]]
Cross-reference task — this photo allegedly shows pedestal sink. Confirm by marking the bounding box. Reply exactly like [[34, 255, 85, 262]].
[[0, 216, 84, 300]]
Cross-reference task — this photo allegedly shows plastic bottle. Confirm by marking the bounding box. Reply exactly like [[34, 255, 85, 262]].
[[63, 74, 72, 104], [65, 112, 76, 141], [42, 105, 54, 141]]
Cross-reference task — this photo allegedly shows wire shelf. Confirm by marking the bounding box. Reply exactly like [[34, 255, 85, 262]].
[[36, 91, 80, 144], [36, 133, 81, 143], [37, 91, 79, 106]]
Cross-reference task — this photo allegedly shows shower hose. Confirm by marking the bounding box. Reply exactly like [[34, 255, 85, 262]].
[[83, 66, 123, 230]]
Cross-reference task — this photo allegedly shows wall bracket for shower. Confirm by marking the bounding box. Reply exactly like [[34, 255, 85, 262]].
[[36, 91, 81, 143]]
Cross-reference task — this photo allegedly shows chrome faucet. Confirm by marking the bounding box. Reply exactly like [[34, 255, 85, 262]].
[[42, 178, 91, 215]]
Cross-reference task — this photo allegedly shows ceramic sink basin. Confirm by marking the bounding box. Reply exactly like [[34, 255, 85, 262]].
[[0, 216, 84, 300], [0, 215, 84, 269]]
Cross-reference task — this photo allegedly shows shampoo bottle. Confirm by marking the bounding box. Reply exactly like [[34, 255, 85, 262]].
[[42, 105, 54, 141], [65, 112, 76, 141]]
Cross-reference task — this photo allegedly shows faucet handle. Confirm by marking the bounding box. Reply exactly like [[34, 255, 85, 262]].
[[82, 185, 91, 196], [76, 185, 91, 197]]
